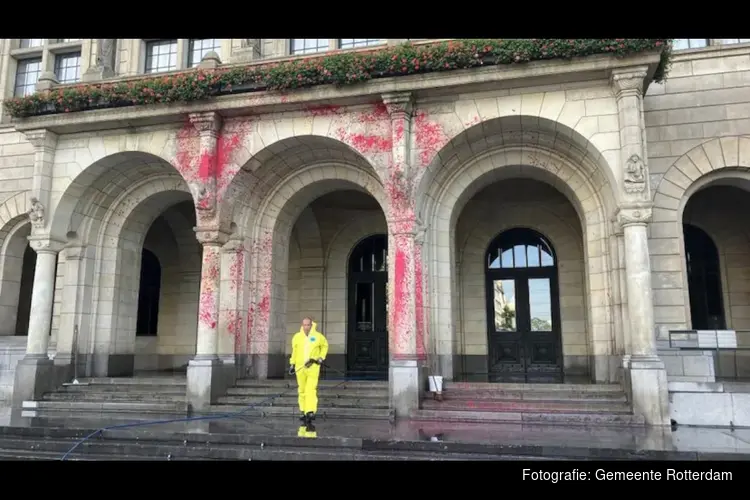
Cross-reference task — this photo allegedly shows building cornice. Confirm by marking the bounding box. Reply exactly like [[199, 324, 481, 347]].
[[11, 51, 662, 135]]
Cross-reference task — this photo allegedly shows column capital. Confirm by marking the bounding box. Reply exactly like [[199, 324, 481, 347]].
[[23, 129, 58, 150], [615, 204, 653, 229], [382, 92, 414, 118], [194, 226, 231, 246], [27, 235, 65, 254], [189, 111, 223, 136], [610, 67, 649, 97]]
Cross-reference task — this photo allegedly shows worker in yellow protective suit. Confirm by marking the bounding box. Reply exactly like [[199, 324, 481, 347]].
[[289, 317, 328, 437]]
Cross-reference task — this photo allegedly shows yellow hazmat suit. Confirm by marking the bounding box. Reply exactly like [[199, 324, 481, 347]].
[[290, 321, 329, 415]]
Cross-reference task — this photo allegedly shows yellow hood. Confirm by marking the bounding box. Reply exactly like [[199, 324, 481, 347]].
[[299, 321, 319, 335]]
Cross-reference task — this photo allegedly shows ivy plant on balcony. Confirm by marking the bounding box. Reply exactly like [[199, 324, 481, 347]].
[[3, 39, 672, 119]]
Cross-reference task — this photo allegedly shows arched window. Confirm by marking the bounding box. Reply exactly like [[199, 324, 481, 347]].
[[347, 234, 388, 379], [484, 228, 562, 383], [684, 224, 725, 330], [136, 249, 161, 336]]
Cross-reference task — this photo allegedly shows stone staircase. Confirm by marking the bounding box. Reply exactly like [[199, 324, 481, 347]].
[[207, 379, 394, 421], [20, 376, 189, 424], [411, 381, 645, 427]]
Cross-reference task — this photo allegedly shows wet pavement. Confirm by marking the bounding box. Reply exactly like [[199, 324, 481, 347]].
[[4, 406, 750, 456]]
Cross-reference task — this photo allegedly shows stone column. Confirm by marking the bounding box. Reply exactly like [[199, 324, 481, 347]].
[[382, 91, 423, 417], [611, 67, 669, 426], [55, 243, 86, 367], [23, 129, 58, 218], [188, 112, 222, 219], [187, 227, 230, 412], [12, 237, 65, 407], [218, 236, 248, 378]]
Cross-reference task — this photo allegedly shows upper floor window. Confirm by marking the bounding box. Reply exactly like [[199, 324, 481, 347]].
[[56, 38, 80, 43], [14, 58, 42, 97], [673, 39, 709, 50], [339, 39, 383, 49], [145, 39, 178, 73], [54, 52, 82, 84], [290, 39, 330, 55], [19, 39, 44, 49], [188, 38, 222, 67]]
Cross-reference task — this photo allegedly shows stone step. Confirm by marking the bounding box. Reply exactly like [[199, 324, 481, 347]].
[[22, 400, 189, 414], [3, 424, 745, 461], [431, 390, 627, 402], [0, 435, 518, 461], [43, 392, 187, 403], [233, 379, 388, 390], [59, 384, 186, 394], [78, 377, 187, 386], [420, 399, 632, 413], [216, 395, 389, 408], [226, 386, 388, 398], [410, 408, 645, 427], [444, 382, 623, 392], [205, 404, 395, 420]]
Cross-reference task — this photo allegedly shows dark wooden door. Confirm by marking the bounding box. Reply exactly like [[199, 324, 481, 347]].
[[347, 235, 389, 380], [484, 228, 563, 383]]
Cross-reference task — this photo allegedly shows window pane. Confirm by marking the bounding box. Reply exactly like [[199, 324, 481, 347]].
[[493, 279, 516, 332], [339, 39, 383, 49], [14, 58, 42, 97], [54, 52, 81, 84], [291, 39, 329, 55], [673, 39, 708, 50], [57, 38, 80, 43], [145, 39, 177, 73], [355, 282, 374, 331], [719, 39, 750, 45], [19, 39, 43, 49], [188, 38, 222, 67], [529, 278, 553, 331]]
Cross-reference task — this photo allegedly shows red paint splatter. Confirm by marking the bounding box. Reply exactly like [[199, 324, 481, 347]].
[[336, 129, 392, 154], [246, 232, 273, 355], [173, 116, 253, 214], [414, 110, 449, 167], [229, 244, 245, 292], [198, 246, 221, 329], [414, 243, 426, 359], [301, 103, 393, 157]]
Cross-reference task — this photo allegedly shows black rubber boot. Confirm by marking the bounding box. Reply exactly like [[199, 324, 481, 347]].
[[305, 412, 315, 431], [299, 413, 307, 424]]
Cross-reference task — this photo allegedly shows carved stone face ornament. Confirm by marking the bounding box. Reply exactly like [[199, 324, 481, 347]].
[[624, 153, 646, 194]]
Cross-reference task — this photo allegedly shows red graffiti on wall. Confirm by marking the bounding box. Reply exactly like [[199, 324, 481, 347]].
[[414, 243, 426, 359], [303, 102, 393, 156], [224, 309, 243, 354], [414, 110, 449, 168], [173, 117, 253, 210], [228, 244, 245, 292], [198, 246, 220, 329], [246, 232, 273, 355]]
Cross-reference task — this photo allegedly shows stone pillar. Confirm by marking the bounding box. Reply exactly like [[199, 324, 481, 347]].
[[187, 227, 230, 412], [382, 91, 423, 417], [611, 67, 669, 426], [12, 237, 65, 407], [23, 129, 58, 219], [55, 243, 86, 367], [608, 218, 624, 383], [218, 236, 248, 378], [188, 111, 222, 219]]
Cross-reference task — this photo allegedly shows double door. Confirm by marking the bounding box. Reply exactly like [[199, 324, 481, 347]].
[[485, 270, 562, 383], [347, 274, 389, 379]]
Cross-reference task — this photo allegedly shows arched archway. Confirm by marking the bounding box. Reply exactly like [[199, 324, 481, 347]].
[[136, 248, 162, 336], [484, 227, 562, 383], [346, 234, 389, 380], [683, 224, 725, 330]]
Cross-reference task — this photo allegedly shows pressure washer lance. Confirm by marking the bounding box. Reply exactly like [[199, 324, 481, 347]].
[[59, 360, 360, 461]]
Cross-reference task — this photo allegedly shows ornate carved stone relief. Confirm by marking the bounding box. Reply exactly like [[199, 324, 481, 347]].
[[623, 153, 646, 194]]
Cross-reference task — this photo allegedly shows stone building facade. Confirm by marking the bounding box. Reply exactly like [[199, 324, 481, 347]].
[[0, 38, 749, 427]]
